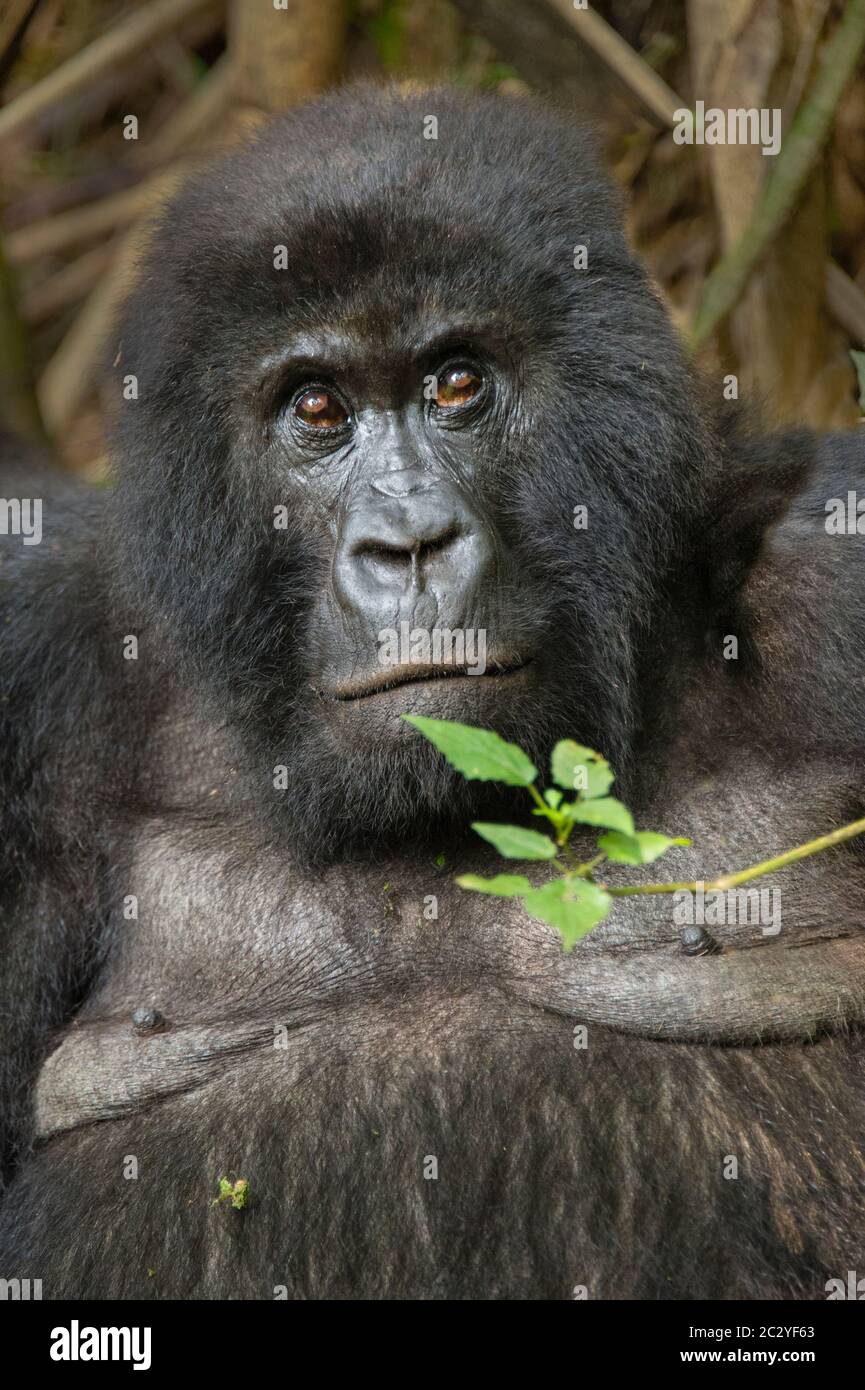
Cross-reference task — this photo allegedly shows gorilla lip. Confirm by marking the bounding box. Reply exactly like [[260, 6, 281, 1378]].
[[322, 658, 529, 702]]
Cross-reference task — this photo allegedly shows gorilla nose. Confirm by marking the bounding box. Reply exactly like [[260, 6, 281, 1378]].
[[351, 504, 463, 570], [333, 483, 492, 623]]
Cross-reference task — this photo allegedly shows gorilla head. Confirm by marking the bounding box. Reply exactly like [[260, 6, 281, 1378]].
[[110, 84, 717, 861]]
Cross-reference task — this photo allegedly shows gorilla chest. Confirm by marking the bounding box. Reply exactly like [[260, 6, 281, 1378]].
[[33, 778, 865, 1143], [32, 820, 536, 1140], [100, 818, 531, 1015]]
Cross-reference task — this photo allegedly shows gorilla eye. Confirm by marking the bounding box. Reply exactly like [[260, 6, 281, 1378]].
[[434, 364, 483, 409], [293, 386, 348, 429]]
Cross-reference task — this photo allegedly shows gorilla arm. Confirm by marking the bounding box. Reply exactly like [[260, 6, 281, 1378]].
[[0, 462, 129, 1182]]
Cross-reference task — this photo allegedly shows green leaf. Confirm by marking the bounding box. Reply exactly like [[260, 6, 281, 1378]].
[[851, 349, 865, 413], [522, 877, 612, 950], [551, 739, 604, 791], [577, 761, 615, 799], [562, 797, 635, 834], [403, 716, 537, 786], [456, 873, 533, 896], [598, 830, 691, 865], [471, 823, 558, 860], [544, 788, 564, 809]]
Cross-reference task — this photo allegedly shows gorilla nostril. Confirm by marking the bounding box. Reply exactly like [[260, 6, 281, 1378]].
[[352, 541, 413, 572], [352, 525, 462, 568], [419, 523, 461, 560]]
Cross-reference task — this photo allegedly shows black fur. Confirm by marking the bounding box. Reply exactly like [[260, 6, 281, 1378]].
[[0, 86, 864, 1300], [108, 84, 719, 859]]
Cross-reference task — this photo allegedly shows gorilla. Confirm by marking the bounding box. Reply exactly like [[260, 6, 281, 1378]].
[[0, 83, 864, 1301]]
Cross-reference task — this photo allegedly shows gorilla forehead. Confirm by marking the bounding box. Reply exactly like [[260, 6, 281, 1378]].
[[147, 84, 636, 345]]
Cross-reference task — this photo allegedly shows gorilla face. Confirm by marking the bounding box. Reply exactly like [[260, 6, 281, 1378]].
[[111, 85, 716, 859], [259, 320, 536, 737]]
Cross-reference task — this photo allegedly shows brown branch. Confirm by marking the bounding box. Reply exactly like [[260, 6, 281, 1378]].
[[5, 170, 189, 266], [826, 261, 865, 345], [36, 168, 187, 432], [0, 0, 43, 92], [229, 0, 345, 112], [0, 233, 43, 440], [691, 0, 865, 346], [21, 245, 114, 326], [0, 0, 219, 144], [148, 54, 233, 161], [545, 0, 682, 126]]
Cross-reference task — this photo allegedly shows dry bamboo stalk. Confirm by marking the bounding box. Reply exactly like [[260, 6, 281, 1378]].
[[22, 244, 114, 324], [36, 166, 187, 431], [0, 0, 220, 143], [546, 0, 682, 126]]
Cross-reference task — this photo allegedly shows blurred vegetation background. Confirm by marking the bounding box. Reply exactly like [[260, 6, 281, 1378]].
[[2, 0, 865, 478]]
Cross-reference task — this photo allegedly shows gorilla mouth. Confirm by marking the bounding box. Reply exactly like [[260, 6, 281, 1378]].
[[322, 658, 530, 702]]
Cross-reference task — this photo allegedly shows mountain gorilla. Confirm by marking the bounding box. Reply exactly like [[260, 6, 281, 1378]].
[[1, 84, 864, 1301]]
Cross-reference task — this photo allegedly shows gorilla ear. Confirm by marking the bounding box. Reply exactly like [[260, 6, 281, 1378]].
[[701, 421, 814, 606]]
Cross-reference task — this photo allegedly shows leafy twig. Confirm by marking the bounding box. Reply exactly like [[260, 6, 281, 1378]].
[[602, 817, 865, 896], [404, 715, 865, 952]]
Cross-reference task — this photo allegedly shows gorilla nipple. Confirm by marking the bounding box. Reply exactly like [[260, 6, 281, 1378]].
[[131, 1007, 169, 1035]]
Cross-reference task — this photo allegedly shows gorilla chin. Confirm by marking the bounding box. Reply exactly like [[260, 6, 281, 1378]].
[[275, 655, 558, 865]]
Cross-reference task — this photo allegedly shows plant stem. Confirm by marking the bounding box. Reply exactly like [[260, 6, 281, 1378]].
[[527, 782, 574, 847], [602, 816, 865, 897], [559, 842, 583, 873], [576, 852, 606, 878]]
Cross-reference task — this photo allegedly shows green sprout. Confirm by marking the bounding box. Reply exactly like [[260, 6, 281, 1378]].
[[404, 715, 865, 952], [213, 1176, 249, 1211]]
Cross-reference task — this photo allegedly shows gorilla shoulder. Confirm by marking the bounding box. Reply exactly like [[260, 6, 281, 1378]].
[[740, 428, 865, 752]]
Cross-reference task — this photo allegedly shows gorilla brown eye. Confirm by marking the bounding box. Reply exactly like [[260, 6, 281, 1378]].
[[435, 364, 483, 409], [293, 387, 348, 429]]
